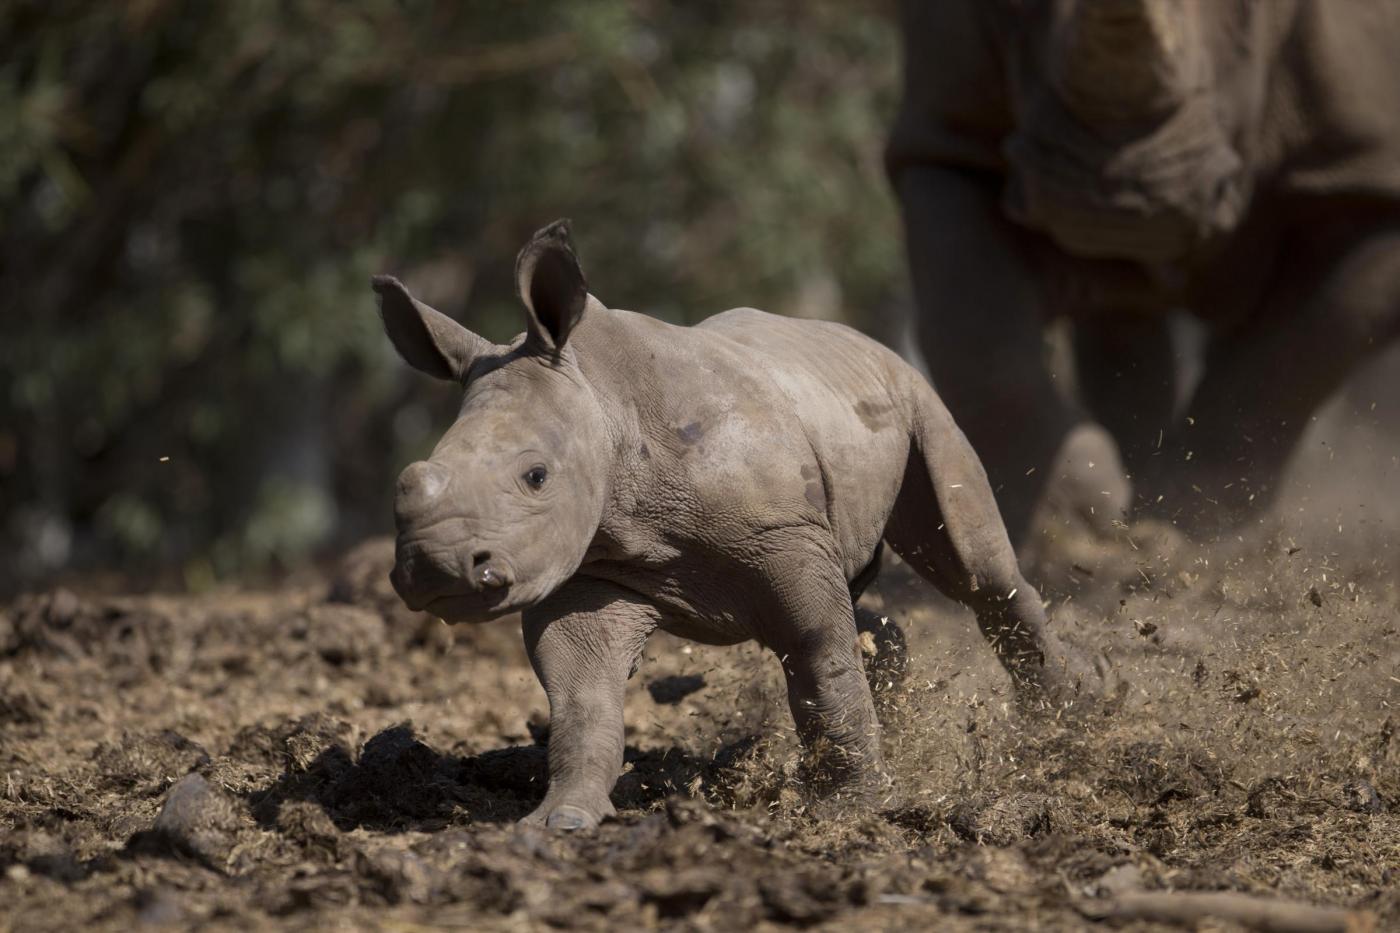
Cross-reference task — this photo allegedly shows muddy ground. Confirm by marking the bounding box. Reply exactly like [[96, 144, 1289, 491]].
[[3, 420, 1399, 930]]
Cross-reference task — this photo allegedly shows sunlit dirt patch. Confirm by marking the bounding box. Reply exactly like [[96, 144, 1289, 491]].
[[1, 529, 1396, 929]]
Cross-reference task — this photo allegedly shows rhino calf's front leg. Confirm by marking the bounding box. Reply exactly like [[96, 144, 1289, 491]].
[[520, 580, 656, 830]]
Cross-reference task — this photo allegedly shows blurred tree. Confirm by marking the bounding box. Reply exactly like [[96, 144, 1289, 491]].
[[0, 0, 900, 592]]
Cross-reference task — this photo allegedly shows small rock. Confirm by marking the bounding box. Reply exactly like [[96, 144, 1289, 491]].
[[142, 773, 244, 867]]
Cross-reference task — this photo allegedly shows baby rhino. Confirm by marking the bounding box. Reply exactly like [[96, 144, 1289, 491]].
[[380, 221, 1098, 830]]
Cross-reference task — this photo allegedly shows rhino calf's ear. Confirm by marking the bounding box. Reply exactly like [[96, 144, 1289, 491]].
[[515, 219, 588, 351], [372, 275, 490, 382]]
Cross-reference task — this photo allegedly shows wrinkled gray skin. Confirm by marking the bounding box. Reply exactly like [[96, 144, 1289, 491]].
[[890, 0, 1400, 545], [380, 221, 1099, 830]]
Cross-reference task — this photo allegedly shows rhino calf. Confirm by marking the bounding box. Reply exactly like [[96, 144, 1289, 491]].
[[379, 221, 1097, 830]]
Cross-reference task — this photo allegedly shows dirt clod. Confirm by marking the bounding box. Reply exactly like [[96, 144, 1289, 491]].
[[133, 887, 185, 926], [1342, 779, 1383, 814], [947, 794, 1057, 846], [299, 605, 387, 666], [95, 731, 211, 795]]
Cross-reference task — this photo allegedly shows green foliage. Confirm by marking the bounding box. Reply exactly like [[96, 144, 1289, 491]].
[[0, 0, 901, 589]]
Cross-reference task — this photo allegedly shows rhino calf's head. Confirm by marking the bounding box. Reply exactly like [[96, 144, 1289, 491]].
[[378, 221, 609, 624]]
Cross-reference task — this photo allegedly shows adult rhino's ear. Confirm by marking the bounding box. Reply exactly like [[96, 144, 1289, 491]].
[[515, 219, 588, 351], [372, 276, 491, 382]]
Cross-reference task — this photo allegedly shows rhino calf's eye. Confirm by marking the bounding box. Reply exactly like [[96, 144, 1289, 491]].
[[524, 466, 548, 490]]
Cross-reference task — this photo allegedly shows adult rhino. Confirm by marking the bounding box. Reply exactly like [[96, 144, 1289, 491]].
[[888, 0, 1400, 545]]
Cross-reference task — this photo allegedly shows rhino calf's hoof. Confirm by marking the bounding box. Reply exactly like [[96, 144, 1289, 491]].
[[1023, 636, 1123, 714], [544, 805, 595, 831]]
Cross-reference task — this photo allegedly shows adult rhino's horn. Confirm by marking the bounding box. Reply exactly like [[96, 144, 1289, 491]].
[[1054, 0, 1182, 121]]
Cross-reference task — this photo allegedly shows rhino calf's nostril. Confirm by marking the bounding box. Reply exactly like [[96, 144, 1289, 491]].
[[469, 551, 510, 590]]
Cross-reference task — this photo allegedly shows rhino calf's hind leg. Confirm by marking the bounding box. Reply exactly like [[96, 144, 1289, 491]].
[[886, 381, 1102, 706], [761, 540, 887, 793], [521, 580, 657, 830]]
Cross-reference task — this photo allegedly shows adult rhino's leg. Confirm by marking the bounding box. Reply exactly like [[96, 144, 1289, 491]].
[[521, 579, 657, 830], [884, 379, 1107, 708], [757, 535, 886, 792], [1145, 220, 1400, 534], [1073, 314, 1179, 477], [898, 166, 1078, 549]]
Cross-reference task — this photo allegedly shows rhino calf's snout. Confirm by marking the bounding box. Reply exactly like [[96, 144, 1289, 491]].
[[390, 542, 514, 613], [387, 546, 458, 609]]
